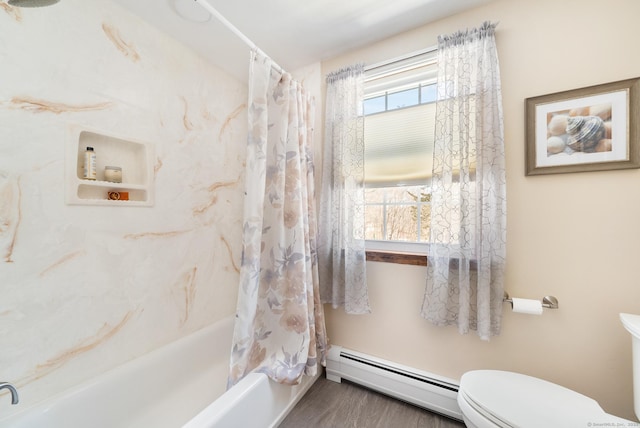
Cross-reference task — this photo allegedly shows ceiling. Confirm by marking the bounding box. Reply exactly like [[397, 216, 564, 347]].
[[112, 0, 493, 82]]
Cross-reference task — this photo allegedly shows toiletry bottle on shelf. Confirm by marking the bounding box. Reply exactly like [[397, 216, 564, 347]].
[[83, 146, 96, 180]]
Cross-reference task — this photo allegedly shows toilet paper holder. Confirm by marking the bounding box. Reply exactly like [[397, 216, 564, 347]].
[[503, 292, 559, 309]]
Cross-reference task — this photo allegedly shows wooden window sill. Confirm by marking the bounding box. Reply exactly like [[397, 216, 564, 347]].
[[365, 250, 427, 266], [366, 251, 479, 270]]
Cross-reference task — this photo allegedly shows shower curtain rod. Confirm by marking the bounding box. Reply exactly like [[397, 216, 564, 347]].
[[193, 0, 285, 75]]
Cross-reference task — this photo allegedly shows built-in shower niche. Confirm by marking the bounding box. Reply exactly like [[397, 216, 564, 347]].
[[66, 128, 155, 206]]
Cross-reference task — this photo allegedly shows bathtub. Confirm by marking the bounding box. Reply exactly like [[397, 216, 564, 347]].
[[0, 316, 318, 428]]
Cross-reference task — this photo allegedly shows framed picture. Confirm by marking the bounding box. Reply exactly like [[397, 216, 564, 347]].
[[525, 77, 640, 175]]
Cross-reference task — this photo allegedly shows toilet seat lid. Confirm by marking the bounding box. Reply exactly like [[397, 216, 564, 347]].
[[459, 370, 606, 427]]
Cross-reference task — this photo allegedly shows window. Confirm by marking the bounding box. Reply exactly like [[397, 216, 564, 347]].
[[363, 50, 437, 257], [364, 185, 430, 241]]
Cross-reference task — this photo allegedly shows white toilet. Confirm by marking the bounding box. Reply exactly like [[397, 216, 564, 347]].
[[457, 313, 640, 427]]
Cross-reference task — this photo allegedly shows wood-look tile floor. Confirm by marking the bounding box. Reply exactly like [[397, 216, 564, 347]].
[[279, 376, 466, 428]]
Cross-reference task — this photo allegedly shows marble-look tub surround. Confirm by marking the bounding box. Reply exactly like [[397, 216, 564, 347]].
[[0, 0, 247, 416]]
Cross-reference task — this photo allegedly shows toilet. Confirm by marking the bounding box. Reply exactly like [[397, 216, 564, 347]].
[[457, 313, 640, 427]]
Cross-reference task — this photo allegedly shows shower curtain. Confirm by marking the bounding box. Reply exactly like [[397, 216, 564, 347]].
[[421, 22, 506, 340], [229, 50, 327, 386]]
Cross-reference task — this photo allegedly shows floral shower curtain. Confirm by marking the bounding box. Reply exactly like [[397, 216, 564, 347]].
[[229, 50, 327, 386], [421, 22, 506, 340], [318, 64, 371, 315]]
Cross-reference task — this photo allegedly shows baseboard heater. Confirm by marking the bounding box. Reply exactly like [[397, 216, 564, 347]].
[[326, 346, 463, 421]]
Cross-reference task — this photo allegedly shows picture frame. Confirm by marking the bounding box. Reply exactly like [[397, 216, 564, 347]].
[[525, 77, 640, 176]]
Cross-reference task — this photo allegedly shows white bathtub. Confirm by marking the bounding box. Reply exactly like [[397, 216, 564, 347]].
[[184, 371, 317, 428], [0, 316, 318, 428]]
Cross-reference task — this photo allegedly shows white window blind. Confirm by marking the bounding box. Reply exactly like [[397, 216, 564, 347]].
[[364, 103, 435, 186], [363, 49, 438, 187]]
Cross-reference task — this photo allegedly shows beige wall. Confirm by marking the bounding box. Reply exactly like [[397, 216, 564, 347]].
[[321, 0, 640, 420]]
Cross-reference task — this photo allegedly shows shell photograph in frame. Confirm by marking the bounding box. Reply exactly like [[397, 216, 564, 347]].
[[525, 77, 640, 175]]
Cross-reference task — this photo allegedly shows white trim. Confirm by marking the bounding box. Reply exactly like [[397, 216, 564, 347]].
[[364, 45, 437, 73], [366, 240, 429, 255]]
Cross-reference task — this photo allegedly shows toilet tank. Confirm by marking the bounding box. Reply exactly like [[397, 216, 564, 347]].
[[621, 313, 640, 420]]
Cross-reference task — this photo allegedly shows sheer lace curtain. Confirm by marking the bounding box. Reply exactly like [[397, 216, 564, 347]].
[[318, 64, 371, 315], [229, 50, 327, 386], [421, 22, 507, 340]]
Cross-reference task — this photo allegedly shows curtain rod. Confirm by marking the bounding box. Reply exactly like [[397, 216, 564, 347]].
[[193, 0, 285, 75]]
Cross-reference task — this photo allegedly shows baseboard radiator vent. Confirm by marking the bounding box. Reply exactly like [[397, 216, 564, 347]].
[[326, 346, 463, 421]]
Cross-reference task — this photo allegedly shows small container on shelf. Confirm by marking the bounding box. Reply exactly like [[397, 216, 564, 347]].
[[104, 166, 122, 183], [107, 191, 129, 201]]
